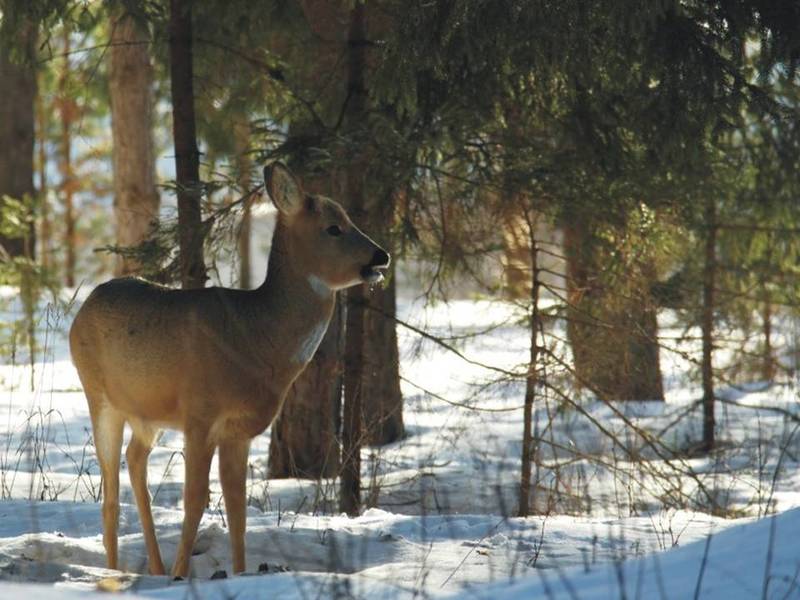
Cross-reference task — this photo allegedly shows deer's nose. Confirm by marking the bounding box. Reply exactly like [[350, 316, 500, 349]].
[[371, 248, 390, 268]]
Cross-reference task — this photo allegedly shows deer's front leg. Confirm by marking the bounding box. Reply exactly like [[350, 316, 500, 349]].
[[219, 438, 250, 573], [172, 429, 215, 578]]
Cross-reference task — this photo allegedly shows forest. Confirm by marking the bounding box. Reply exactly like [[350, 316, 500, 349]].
[[1, 0, 800, 598]]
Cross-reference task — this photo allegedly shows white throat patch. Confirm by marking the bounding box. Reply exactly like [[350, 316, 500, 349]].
[[307, 275, 332, 298], [294, 320, 328, 364]]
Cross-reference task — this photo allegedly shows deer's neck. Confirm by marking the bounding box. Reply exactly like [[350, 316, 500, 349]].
[[251, 218, 335, 380]]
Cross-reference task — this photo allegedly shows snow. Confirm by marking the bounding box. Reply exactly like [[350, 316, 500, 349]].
[[450, 507, 800, 600], [1, 284, 800, 598], [0, 499, 745, 598]]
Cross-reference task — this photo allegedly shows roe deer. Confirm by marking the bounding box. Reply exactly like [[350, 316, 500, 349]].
[[69, 163, 389, 577]]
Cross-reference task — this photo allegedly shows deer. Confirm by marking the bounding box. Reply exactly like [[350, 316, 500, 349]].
[[69, 163, 389, 578]]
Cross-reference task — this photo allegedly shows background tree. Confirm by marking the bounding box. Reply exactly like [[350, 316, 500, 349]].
[[57, 26, 77, 286], [563, 208, 666, 402], [35, 69, 52, 272], [376, 0, 800, 490], [264, 0, 410, 482], [0, 1, 37, 260], [169, 0, 206, 289], [109, 5, 159, 277]]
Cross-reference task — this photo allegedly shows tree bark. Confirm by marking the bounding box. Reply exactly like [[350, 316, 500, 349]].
[[0, 11, 36, 260], [0, 9, 38, 384], [340, 2, 368, 517], [109, 8, 159, 277], [564, 212, 664, 402], [296, 0, 405, 450], [354, 6, 404, 447], [35, 80, 50, 270], [701, 198, 717, 452], [269, 301, 343, 479], [501, 207, 533, 300], [169, 0, 206, 289], [267, 133, 345, 478], [57, 29, 76, 286], [361, 189, 404, 446], [519, 208, 540, 518], [266, 0, 350, 482], [0, 11, 36, 259]]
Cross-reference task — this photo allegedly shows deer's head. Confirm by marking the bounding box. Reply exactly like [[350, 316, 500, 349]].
[[264, 163, 390, 291]]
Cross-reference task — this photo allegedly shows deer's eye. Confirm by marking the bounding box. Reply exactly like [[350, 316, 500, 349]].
[[326, 225, 343, 237]]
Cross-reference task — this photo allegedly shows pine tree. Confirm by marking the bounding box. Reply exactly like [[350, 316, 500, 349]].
[[109, 6, 159, 277], [0, 3, 37, 260], [169, 0, 206, 289]]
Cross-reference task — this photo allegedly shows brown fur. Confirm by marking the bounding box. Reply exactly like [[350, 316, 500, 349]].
[[70, 164, 388, 576]]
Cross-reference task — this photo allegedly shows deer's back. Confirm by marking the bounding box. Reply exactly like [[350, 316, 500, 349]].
[[70, 277, 263, 425]]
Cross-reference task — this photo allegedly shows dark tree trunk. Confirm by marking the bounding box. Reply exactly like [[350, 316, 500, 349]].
[[701, 198, 717, 452], [270, 0, 403, 493], [0, 11, 36, 259], [35, 81, 50, 270], [0, 10, 38, 386], [57, 29, 76, 286], [339, 2, 368, 517], [341, 284, 366, 516], [266, 1, 350, 482], [169, 0, 206, 289], [519, 209, 540, 518], [269, 301, 343, 479], [110, 8, 159, 277], [626, 258, 665, 401], [563, 217, 593, 388], [297, 0, 405, 452], [361, 189, 404, 446], [564, 213, 664, 402], [267, 149, 344, 480]]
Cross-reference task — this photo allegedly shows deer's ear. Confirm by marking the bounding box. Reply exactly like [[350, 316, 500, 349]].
[[264, 163, 303, 216]]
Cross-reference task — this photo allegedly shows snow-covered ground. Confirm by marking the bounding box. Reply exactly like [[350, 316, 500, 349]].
[[1, 284, 799, 598]]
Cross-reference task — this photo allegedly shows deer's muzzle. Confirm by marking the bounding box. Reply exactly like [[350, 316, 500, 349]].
[[361, 248, 390, 284]]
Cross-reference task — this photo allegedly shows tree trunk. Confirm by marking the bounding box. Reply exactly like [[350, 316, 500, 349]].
[[501, 207, 533, 300], [266, 0, 350, 482], [57, 29, 76, 286], [563, 215, 594, 390], [232, 115, 252, 289], [519, 208, 540, 518], [169, 0, 206, 289], [269, 301, 343, 479], [295, 0, 405, 451], [35, 81, 50, 271], [0, 10, 36, 260], [361, 188, 404, 446], [701, 198, 717, 452], [268, 156, 343, 480], [340, 2, 368, 517], [271, 1, 403, 493], [109, 8, 159, 277], [563, 213, 664, 402]]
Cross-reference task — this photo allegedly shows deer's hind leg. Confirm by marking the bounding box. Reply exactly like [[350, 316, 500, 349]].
[[127, 420, 166, 575], [88, 395, 125, 571]]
